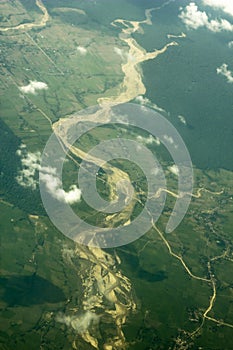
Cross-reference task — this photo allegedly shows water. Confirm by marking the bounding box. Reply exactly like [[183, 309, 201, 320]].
[[133, 0, 233, 170]]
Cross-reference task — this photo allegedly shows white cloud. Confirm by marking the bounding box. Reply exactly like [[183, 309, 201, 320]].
[[56, 311, 99, 333], [40, 169, 82, 204], [207, 18, 233, 31], [217, 63, 233, 83], [178, 115, 187, 125], [77, 46, 87, 55], [179, 3, 209, 29], [163, 134, 174, 145], [19, 80, 48, 94], [135, 95, 166, 113], [168, 165, 179, 176], [114, 46, 134, 62], [16, 146, 81, 203], [114, 46, 124, 59], [179, 2, 233, 32], [135, 95, 148, 104], [163, 135, 179, 149], [16, 146, 41, 189], [228, 41, 233, 48], [137, 134, 160, 145], [202, 0, 233, 17]]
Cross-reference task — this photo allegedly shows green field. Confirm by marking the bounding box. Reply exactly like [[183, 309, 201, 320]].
[[1, 1, 233, 349]]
